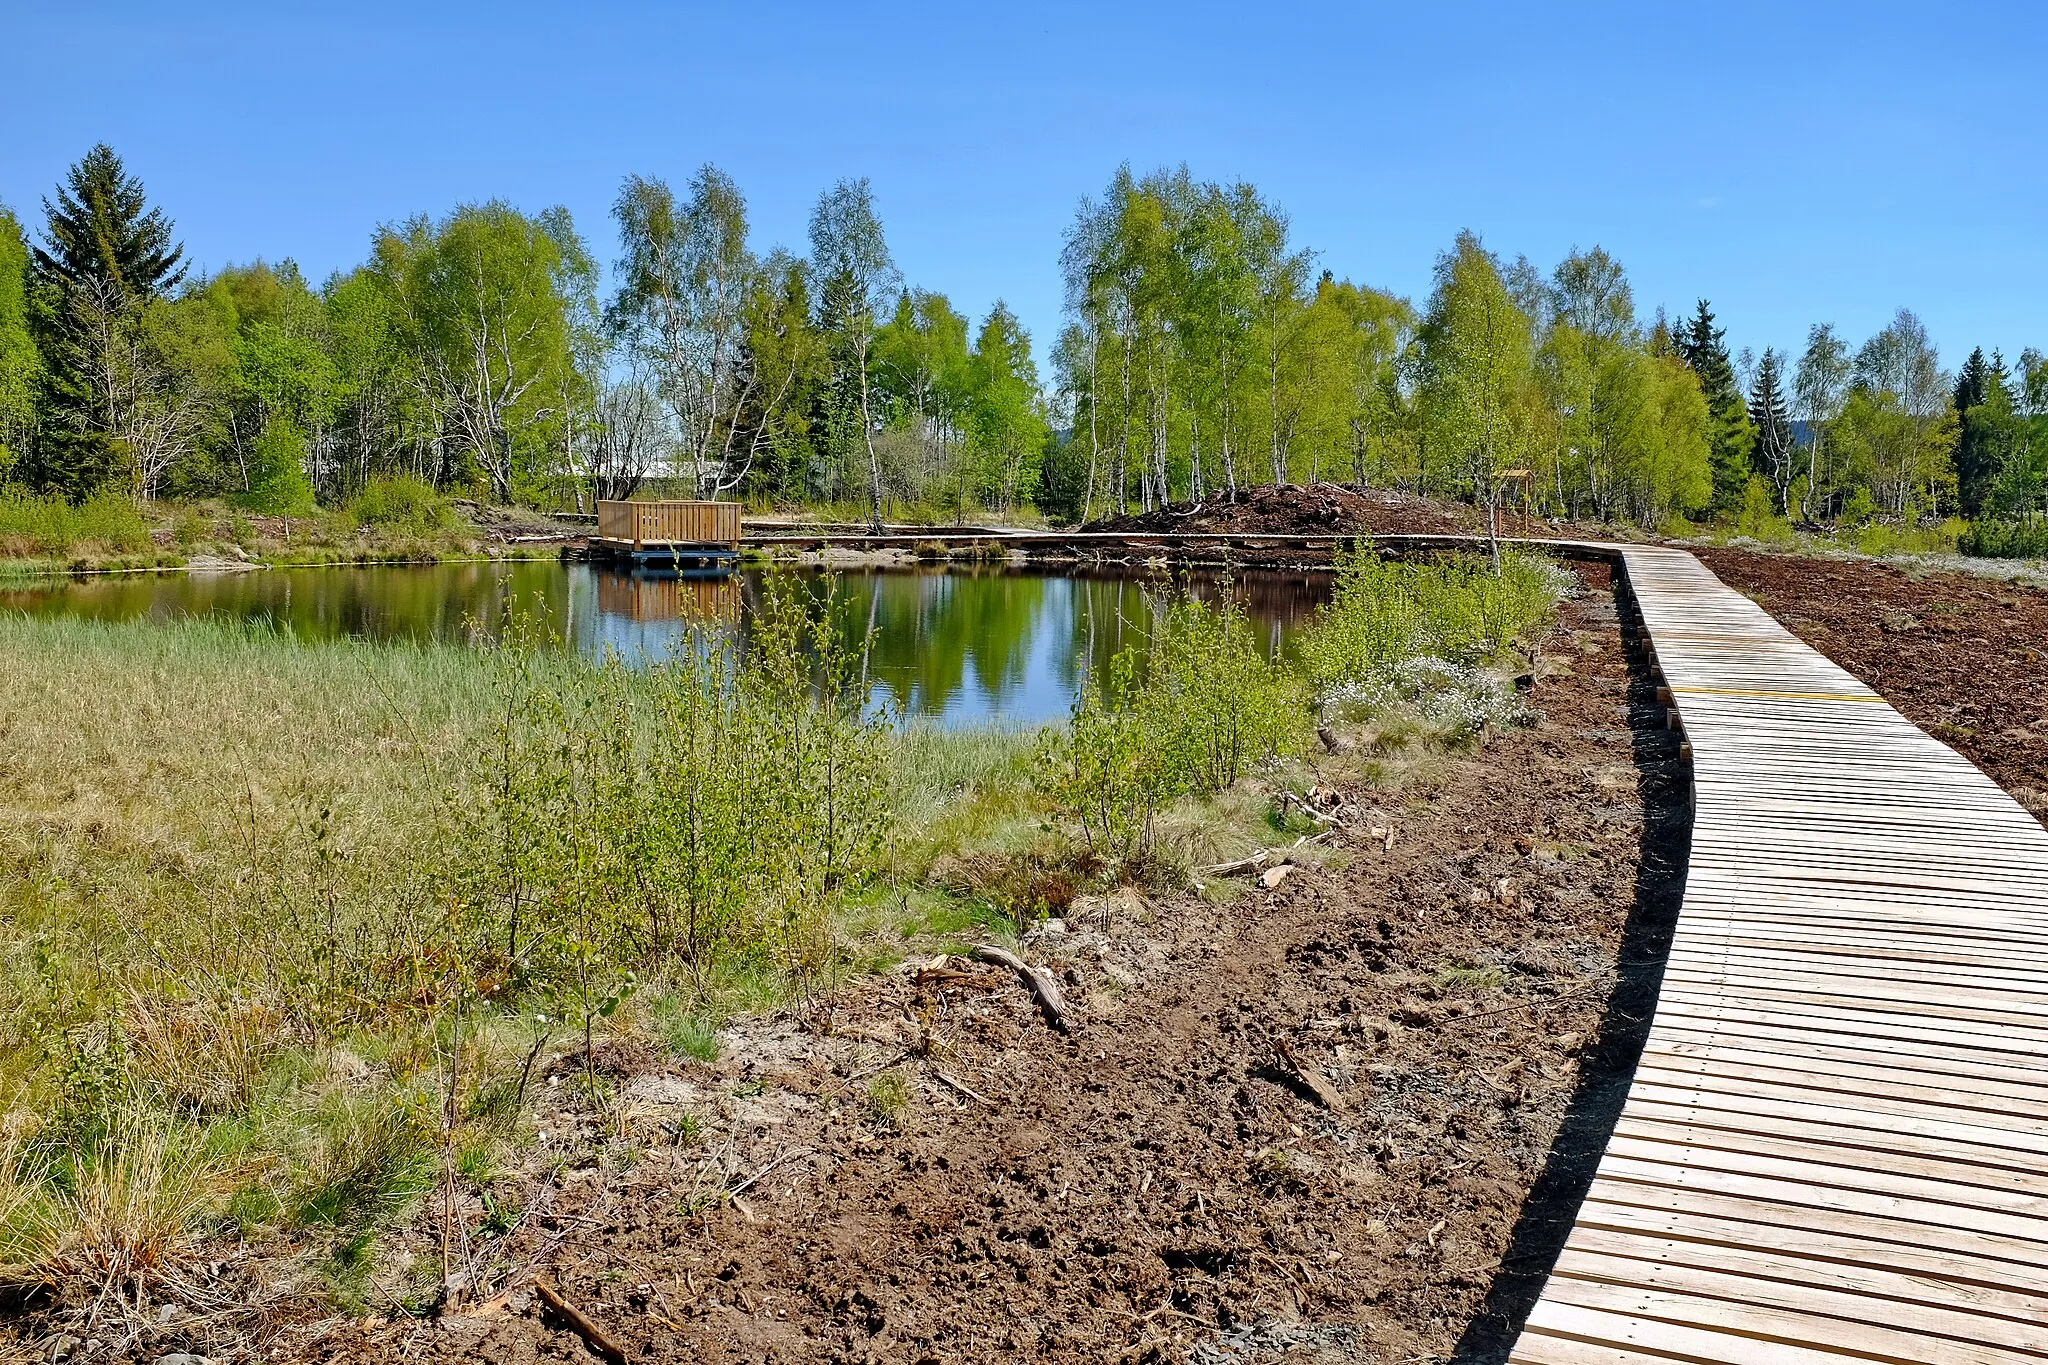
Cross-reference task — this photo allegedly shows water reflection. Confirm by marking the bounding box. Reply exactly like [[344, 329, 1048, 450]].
[[3, 562, 1333, 727]]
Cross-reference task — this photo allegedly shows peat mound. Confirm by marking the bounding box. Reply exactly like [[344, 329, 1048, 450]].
[[1083, 484, 1483, 539]]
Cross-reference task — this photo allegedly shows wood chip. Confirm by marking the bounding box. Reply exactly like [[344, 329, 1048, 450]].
[[1261, 863, 1295, 889], [1274, 1037, 1347, 1110]]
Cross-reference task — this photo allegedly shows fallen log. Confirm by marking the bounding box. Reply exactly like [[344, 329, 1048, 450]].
[[972, 945, 1071, 1033]]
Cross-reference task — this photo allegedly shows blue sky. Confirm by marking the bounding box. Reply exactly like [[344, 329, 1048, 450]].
[[6, 1, 2043, 375]]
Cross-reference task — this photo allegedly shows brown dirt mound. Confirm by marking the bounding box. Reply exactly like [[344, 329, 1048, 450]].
[[268, 568, 1688, 1365], [1085, 484, 1484, 539]]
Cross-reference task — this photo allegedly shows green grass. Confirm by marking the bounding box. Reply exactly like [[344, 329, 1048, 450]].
[[0, 490, 512, 574]]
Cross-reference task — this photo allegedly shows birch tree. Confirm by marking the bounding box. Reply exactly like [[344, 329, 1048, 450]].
[[808, 179, 898, 532], [608, 167, 759, 496], [1417, 231, 1534, 559], [372, 202, 591, 502], [1793, 324, 1850, 519]]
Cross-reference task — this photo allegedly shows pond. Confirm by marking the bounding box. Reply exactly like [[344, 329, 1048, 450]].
[[3, 561, 1335, 727]]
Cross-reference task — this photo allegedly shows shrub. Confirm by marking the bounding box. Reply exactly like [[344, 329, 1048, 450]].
[[1959, 517, 2048, 560], [1144, 592, 1308, 794], [236, 419, 317, 515], [1299, 549, 1564, 701], [348, 474, 453, 533], [1733, 475, 1793, 543], [450, 576, 895, 1011], [0, 486, 151, 557], [1037, 654, 1179, 867], [1846, 517, 1963, 557], [1036, 588, 1306, 869]]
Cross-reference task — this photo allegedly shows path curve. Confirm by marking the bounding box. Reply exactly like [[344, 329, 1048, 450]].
[[1509, 545, 2048, 1363]]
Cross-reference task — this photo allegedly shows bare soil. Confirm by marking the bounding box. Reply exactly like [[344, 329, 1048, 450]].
[[266, 566, 1688, 1365], [1083, 485, 1486, 540], [1694, 547, 2048, 825]]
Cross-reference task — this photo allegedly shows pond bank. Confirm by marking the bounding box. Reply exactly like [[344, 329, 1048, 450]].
[[297, 563, 1686, 1365]]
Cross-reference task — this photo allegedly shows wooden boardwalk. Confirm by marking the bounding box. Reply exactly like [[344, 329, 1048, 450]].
[[1510, 546, 2048, 1362]]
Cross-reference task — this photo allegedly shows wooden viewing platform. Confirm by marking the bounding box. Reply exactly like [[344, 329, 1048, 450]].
[[589, 499, 742, 567], [1510, 545, 2048, 1362]]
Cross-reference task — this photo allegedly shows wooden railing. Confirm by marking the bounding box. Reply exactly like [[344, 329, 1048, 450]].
[[595, 499, 742, 547]]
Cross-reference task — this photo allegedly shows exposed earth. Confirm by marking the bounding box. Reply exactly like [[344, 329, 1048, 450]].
[[243, 565, 1689, 1365], [1083, 484, 1488, 541]]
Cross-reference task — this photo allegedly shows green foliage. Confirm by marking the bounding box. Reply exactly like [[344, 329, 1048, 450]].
[[1144, 591, 1309, 793], [1299, 550, 1560, 698], [235, 418, 315, 514], [1037, 653, 1179, 867], [1958, 517, 2048, 559], [1674, 300, 1755, 513], [26, 146, 191, 499], [0, 207, 39, 474], [9, 146, 2023, 537], [1417, 232, 1534, 501], [1733, 475, 1792, 543], [370, 201, 593, 503], [0, 485, 150, 557], [1036, 589, 1305, 868], [455, 578, 894, 1006], [31, 144, 185, 299], [347, 472, 452, 531]]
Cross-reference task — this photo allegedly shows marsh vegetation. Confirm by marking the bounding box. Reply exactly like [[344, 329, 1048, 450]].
[[0, 549, 1563, 1347]]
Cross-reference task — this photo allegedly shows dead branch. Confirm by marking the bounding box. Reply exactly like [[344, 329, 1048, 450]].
[[727, 1148, 808, 1199], [1283, 790, 1348, 828], [1274, 1037, 1347, 1110], [536, 1282, 626, 1363], [1200, 828, 1336, 877], [932, 1069, 990, 1105], [972, 945, 1070, 1033]]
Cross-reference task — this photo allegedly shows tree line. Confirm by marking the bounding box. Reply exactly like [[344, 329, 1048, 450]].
[[1051, 166, 2048, 529], [0, 147, 1048, 526], [1, 146, 2042, 531]]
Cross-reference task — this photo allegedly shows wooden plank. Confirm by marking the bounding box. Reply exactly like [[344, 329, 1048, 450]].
[[1507, 544, 2048, 1362], [1574, 1195, 2048, 1298], [1527, 1283, 2046, 1364], [1554, 1238, 2048, 1352]]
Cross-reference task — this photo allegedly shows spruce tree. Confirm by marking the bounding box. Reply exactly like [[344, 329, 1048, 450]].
[[1952, 347, 2009, 516], [1746, 349, 1794, 513], [27, 144, 186, 496], [32, 143, 185, 299], [1674, 299, 1753, 512]]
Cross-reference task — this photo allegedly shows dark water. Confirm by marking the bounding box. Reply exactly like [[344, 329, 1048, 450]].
[[3, 562, 1334, 726]]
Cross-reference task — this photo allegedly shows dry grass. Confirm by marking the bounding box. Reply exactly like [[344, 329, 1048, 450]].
[[1, 1119, 223, 1309]]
